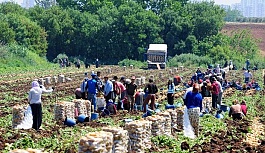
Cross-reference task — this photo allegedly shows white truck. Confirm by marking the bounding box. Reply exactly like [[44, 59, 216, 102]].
[[146, 44, 167, 69]]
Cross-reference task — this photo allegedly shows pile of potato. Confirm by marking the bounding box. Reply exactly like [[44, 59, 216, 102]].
[[78, 131, 113, 153], [124, 120, 152, 153], [54, 101, 75, 122], [146, 115, 166, 136], [102, 127, 129, 153], [12, 105, 25, 128]]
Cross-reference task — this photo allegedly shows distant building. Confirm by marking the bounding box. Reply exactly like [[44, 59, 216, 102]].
[[22, 0, 35, 8], [191, 0, 265, 17]]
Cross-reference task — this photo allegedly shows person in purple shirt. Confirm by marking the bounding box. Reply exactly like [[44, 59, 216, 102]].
[[185, 83, 202, 137]]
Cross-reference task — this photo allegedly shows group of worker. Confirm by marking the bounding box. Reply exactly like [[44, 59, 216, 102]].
[[75, 71, 160, 116]]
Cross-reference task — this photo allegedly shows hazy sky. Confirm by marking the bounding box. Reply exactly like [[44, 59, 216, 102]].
[[214, 0, 241, 5], [0, 0, 242, 6]]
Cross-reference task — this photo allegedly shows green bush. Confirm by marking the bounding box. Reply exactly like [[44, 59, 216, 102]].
[[118, 59, 147, 68], [0, 44, 54, 73], [167, 54, 211, 68]]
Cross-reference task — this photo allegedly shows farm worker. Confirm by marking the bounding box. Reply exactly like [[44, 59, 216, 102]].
[[185, 83, 202, 136], [191, 73, 197, 82], [75, 88, 82, 99], [143, 79, 158, 112], [200, 81, 211, 99], [80, 73, 88, 100], [76, 59, 81, 69], [183, 86, 193, 106], [229, 100, 243, 120], [215, 64, 220, 74], [112, 76, 121, 103], [245, 59, 250, 70], [126, 76, 137, 112], [101, 99, 117, 117], [211, 77, 220, 109], [103, 76, 114, 103], [135, 89, 145, 106], [114, 76, 126, 110], [95, 58, 99, 68], [95, 71, 103, 92], [229, 60, 233, 70], [216, 76, 223, 106], [196, 67, 201, 74], [174, 75, 182, 86], [28, 81, 53, 131], [240, 100, 247, 116], [223, 60, 228, 68], [243, 70, 252, 83], [167, 79, 175, 105], [86, 73, 100, 111]]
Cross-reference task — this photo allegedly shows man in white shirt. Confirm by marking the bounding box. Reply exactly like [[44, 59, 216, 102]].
[[243, 70, 252, 83], [103, 76, 114, 103]]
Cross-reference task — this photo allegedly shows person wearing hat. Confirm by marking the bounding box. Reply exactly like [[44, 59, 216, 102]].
[[126, 76, 137, 111], [167, 79, 175, 105], [103, 76, 114, 103], [211, 77, 219, 109], [143, 78, 158, 112], [185, 83, 202, 137], [80, 73, 88, 100], [86, 73, 100, 111]]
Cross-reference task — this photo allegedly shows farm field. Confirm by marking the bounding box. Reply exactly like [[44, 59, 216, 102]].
[[0, 65, 265, 152], [222, 22, 265, 56]]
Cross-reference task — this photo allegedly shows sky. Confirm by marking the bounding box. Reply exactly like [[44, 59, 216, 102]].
[[213, 0, 241, 5], [0, 0, 242, 6]]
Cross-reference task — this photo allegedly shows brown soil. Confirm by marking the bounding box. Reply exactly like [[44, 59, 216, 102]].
[[190, 119, 265, 152], [222, 22, 265, 57]]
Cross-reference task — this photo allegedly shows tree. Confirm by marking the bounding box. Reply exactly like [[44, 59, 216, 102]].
[[224, 8, 243, 22], [186, 2, 225, 41], [5, 14, 47, 56]]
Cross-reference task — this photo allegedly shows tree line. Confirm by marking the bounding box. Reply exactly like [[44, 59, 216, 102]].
[[0, 1, 261, 65]]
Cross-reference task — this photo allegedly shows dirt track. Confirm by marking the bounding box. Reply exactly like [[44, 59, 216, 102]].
[[222, 22, 265, 57]]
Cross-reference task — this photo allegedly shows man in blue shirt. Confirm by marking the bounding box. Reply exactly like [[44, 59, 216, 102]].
[[103, 76, 114, 103], [185, 83, 202, 137], [86, 73, 99, 111]]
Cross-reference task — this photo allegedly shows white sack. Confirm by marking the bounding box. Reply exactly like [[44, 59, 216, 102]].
[[17, 105, 33, 129], [183, 107, 195, 139]]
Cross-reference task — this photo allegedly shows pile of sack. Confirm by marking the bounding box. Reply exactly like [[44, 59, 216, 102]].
[[78, 131, 113, 153], [124, 119, 152, 153], [102, 127, 129, 153]]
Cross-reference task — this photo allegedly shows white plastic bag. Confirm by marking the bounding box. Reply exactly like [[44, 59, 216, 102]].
[[16, 105, 33, 129], [183, 107, 195, 139]]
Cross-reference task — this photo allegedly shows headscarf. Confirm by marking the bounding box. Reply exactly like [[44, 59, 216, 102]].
[[31, 81, 40, 88]]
